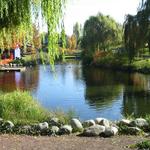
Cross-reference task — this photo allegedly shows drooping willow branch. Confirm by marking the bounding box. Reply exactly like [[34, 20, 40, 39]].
[[0, 0, 67, 64]]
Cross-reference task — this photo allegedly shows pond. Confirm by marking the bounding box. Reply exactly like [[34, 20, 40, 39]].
[[0, 60, 150, 120]]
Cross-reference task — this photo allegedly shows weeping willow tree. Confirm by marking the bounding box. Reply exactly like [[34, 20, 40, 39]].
[[124, 15, 140, 62], [124, 0, 150, 62], [0, 0, 67, 65]]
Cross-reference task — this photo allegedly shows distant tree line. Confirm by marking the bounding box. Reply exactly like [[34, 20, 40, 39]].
[[59, 22, 82, 50]]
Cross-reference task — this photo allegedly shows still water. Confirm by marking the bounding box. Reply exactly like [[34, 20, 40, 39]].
[[0, 61, 150, 120]]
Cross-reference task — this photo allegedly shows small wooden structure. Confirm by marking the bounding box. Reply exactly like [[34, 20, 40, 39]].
[[0, 66, 26, 72]]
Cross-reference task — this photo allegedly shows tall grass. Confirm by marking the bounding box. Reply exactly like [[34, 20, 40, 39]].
[[0, 91, 75, 125], [0, 91, 49, 124], [52, 108, 76, 124]]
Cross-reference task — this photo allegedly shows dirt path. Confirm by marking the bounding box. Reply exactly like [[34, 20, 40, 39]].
[[0, 134, 149, 150]]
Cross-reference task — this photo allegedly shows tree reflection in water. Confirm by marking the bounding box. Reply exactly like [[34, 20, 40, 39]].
[[82, 67, 123, 110], [0, 67, 39, 92], [82, 66, 150, 117], [1, 62, 150, 119], [122, 73, 150, 118]]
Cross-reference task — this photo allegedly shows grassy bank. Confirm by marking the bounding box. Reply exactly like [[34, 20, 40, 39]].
[[84, 53, 150, 74], [0, 91, 74, 125]]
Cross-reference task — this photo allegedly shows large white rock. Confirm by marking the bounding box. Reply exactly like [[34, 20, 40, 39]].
[[71, 118, 83, 132], [110, 121, 119, 129], [130, 118, 149, 128], [4, 121, 14, 128], [95, 118, 104, 124], [82, 120, 95, 128], [38, 122, 49, 130], [83, 125, 105, 136], [59, 125, 72, 134], [49, 118, 60, 126], [119, 119, 131, 126], [127, 127, 141, 135], [104, 126, 118, 137], [95, 118, 110, 128], [51, 126, 59, 134]]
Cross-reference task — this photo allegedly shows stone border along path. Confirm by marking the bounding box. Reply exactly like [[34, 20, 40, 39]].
[[0, 117, 150, 137]]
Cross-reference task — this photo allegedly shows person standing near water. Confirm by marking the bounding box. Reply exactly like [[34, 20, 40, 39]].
[[14, 44, 21, 59]]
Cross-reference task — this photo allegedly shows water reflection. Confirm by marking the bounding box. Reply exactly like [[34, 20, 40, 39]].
[[0, 62, 150, 120], [82, 67, 123, 110], [122, 73, 150, 117], [0, 67, 39, 92], [82, 67, 150, 118]]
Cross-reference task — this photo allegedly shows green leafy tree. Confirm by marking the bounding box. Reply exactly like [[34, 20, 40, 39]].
[[124, 0, 150, 62], [124, 15, 139, 62], [81, 13, 123, 53], [73, 22, 82, 48]]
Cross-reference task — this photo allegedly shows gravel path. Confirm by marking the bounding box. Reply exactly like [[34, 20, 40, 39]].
[[0, 134, 149, 150]]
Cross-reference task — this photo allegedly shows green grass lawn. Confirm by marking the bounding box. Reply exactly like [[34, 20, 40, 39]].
[[132, 58, 150, 70], [94, 54, 150, 73]]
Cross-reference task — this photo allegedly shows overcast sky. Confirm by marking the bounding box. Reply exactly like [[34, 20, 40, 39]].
[[64, 0, 141, 35]]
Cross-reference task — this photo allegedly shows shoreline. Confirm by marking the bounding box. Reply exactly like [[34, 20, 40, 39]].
[[90, 62, 150, 74]]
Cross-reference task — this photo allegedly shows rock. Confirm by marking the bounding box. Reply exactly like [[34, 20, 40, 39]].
[[71, 119, 83, 132], [82, 120, 95, 128], [31, 124, 39, 130], [144, 132, 150, 137], [119, 119, 131, 126], [127, 127, 141, 135], [4, 121, 14, 129], [38, 122, 49, 130], [59, 125, 72, 135], [111, 126, 118, 135], [130, 118, 149, 128], [49, 118, 61, 127], [51, 126, 59, 134], [95, 118, 110, 128], [83, 125, 105, 137], [104, 126, 118, 137], [110, 122, 119, 129], [21, 125, 32, 134], [22, 125, 31, 130], [95, 118, 104, 124]]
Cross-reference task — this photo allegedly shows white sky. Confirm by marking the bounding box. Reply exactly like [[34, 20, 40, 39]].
[[64, 0, 141, 35]]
